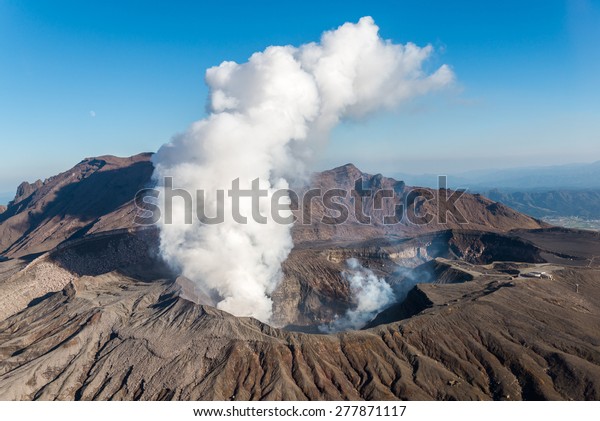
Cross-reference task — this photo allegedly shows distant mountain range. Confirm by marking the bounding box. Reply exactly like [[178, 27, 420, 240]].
[[484, 189, 600, 219], [395, 161, 600, 191], [394, 161, 600, 219]]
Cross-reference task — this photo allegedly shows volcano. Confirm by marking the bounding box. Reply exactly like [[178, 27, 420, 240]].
[[0, 154, 599, 400]]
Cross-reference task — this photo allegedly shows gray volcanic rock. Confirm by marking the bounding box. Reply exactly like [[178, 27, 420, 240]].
[[13, 180, 43, 205]]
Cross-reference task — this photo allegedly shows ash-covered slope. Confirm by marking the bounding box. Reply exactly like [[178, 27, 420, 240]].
[[0, 153, 550, 329], [1, 261, 599, 400], [2, 154, 598, 401]]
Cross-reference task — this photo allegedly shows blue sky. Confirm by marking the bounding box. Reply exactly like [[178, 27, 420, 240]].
[[1, 0, 599, 197]]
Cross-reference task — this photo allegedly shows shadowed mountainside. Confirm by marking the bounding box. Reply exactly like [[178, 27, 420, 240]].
[[0, 153, 153, 258]]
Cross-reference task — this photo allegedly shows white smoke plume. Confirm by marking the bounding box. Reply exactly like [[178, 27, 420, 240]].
[[152, 16, 454, 323], [320, 258, 396, 333], [392, 265, 435, 303]]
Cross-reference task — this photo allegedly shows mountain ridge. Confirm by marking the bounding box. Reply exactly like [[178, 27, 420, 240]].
[[0, 153, 546, 259]]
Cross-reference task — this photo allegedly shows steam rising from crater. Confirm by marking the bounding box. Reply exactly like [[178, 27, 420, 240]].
[[152, 17, 454, 323], [320, 258, 396, 333]]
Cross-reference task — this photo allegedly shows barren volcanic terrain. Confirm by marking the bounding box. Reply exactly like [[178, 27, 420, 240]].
[[1, 154, 599, 400]]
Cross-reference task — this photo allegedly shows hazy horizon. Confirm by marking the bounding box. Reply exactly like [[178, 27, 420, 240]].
[[2, 154, 600, 206]]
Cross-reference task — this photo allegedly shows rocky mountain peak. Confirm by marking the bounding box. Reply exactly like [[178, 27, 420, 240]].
[[13, 179, 43, 205]]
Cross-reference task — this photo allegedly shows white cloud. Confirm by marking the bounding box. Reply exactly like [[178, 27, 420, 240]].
[[153, 17, 454, 324]]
